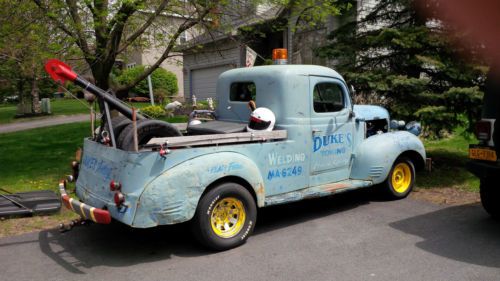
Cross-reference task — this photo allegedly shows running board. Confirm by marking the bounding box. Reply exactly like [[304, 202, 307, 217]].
[[264, 180, 373, 206]]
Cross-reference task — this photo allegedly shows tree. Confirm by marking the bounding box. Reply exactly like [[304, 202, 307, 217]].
[[0, 0, 71, 114], [317, 0, 486, 137], [31, 0, 222, 94], [32, 0, 350, 91]]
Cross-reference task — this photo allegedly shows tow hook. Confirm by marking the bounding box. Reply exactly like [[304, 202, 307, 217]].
[[59, 217, 91, 233]]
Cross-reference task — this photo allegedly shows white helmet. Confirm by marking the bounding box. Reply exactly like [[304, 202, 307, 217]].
[[188, 119, 202, 126], [247, 107, 276, 132]]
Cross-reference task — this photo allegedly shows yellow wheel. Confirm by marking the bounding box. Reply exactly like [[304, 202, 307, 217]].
[[385, 157, 415, 199], [210, 197, 246, 238], [391, 163, 412, 194], [191, 182, 257, 251]]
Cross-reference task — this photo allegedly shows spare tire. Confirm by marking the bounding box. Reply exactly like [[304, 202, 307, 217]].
[[105, 115, 132, 139], [117, 119, 182, 151]]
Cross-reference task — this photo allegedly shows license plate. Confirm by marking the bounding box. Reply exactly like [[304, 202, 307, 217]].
[[469, 147, 497, 161]]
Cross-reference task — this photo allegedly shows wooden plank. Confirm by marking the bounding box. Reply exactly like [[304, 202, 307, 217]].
[[147, 130, 287, 147]]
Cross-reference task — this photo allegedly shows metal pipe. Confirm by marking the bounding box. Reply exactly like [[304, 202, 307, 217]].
[[104, 101, 116, 148], [73, 76, 146, 120], [132, 108, 138, 152], [147, 74, 154, 106]]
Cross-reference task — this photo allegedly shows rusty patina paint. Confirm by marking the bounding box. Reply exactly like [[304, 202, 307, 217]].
[[323, 182, 350, 192], [256, 183, 265, 207]]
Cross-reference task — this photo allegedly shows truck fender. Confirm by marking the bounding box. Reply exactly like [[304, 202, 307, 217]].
[[350, 131, 426, 184], [132, 152, 264, 227]]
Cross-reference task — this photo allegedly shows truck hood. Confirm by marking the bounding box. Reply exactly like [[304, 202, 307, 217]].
[[353, 105, 389, 121]]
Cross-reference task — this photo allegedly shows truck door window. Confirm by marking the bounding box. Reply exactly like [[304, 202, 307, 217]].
[[313, 82, 345, 113], [230, 82, 256, 102]]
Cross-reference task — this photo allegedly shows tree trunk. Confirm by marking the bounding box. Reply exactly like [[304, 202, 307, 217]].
[[31, 74, 41, 114], [91, 66, 110, 91], [91, 62, 121, 118], [16, 79, 31, 115]]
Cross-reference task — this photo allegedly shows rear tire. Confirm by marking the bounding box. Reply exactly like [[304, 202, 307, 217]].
[[117, 119, 182, 150], [191, 183, 257, 251], [480, 179, 500, 218], [383, 157, 415, 199]]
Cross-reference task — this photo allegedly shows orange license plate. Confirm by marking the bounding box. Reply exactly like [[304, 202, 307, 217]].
[[469, 147, 497, 161]]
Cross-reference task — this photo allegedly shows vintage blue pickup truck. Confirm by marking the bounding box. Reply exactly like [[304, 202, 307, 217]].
[[48, 60, 426, 250]]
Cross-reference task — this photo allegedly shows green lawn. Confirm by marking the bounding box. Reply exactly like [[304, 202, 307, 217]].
[[417, 132, 479, 192], [0, 122, 90, 193], [0, 114, 186, 193], [0, 99, 153, 124]]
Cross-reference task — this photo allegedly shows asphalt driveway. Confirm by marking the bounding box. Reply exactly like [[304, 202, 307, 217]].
[[0, 190, 499, 281]]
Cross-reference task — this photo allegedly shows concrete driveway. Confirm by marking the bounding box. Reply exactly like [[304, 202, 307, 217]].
[[0, 190, 499, 281], [0, 115, 187, 134], [0, 114, 88, 134]]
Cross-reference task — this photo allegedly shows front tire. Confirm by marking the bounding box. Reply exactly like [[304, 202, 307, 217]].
[[383, 157, 415, 199], [480, 179, 500, 218], [191, 182, 257, 251]]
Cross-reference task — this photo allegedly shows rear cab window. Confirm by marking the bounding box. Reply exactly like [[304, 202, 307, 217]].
[[230, 82, 256, 102]]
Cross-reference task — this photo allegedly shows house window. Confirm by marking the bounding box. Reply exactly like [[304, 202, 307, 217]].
[[230, 82, 256, 102], [313, 82, 345, 113], [179, 31, 187, 44]]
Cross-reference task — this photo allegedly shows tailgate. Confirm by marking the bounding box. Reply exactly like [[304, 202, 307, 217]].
[[75, 139, 162, 225]]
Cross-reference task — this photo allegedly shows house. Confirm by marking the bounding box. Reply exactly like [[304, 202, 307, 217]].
[[181, 1, 371, 101], [125, 9, 202, 99]]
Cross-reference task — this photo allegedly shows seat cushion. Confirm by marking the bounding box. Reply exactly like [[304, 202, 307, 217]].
[[187, 120, 246, 135]]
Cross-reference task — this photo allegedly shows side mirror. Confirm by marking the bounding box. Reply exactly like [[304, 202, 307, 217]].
[[349, 110, 356, 119]]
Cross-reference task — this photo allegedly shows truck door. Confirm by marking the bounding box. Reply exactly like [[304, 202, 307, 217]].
[[309, 76, 354, 186]]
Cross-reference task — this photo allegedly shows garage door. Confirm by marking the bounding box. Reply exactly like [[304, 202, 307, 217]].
[[191, 65, 233, 100]]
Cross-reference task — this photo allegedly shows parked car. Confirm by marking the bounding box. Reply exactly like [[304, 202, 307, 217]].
[[466, 67, 500, 218]]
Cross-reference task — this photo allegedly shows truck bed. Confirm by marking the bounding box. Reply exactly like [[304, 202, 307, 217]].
[[147, 129, 287, 147]]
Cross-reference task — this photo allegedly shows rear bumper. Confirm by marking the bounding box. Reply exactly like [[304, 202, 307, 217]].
[[59, 181, 111, 224], [466, 160, 500, 180]]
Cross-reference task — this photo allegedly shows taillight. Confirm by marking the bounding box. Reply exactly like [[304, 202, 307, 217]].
[[114, 192, 125, 207], [70, 161, 79, 181], [109, 180, 121, 191], [110, 180, 125, 207], [475, 121, 492, 141]]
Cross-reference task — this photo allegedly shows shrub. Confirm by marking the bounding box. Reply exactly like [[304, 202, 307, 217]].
[[154, 89, 171, 105], [140, 105, 165, 119], [117, 66, 178, 97]]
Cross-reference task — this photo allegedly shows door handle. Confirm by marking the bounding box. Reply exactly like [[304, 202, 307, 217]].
[[312, 129, 323, 134]]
